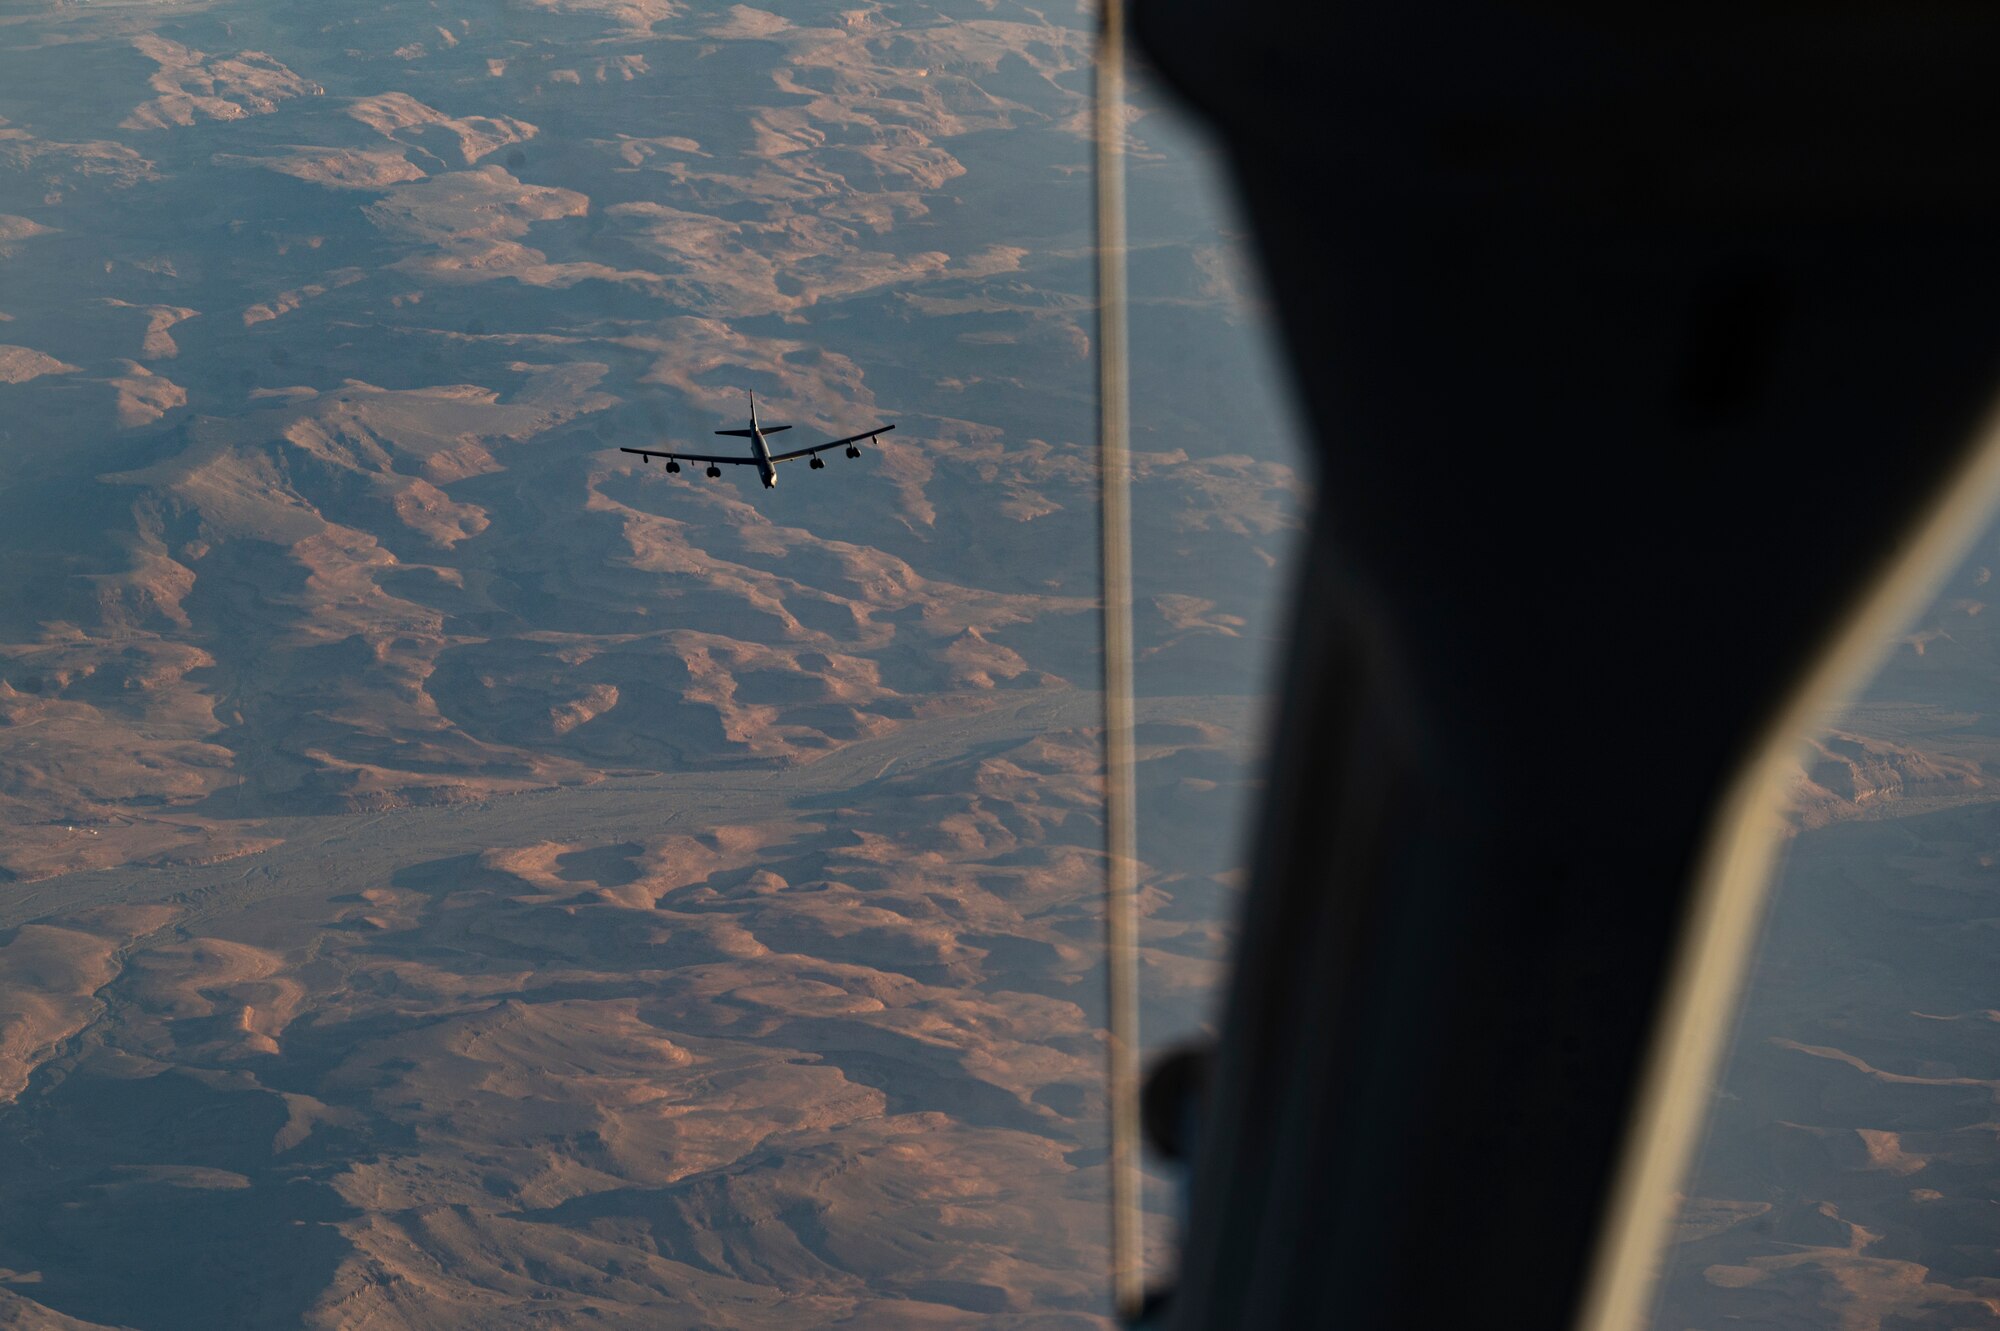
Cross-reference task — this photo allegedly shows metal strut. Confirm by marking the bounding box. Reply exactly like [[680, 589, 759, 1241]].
[[1092, 0, 1143, 1320]]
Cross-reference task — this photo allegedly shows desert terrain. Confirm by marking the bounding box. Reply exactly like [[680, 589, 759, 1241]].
[[0, 0, 1294, 1324], [0, 689, 1257, 1328]]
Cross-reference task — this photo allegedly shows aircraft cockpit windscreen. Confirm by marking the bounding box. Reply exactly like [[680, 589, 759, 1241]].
[[0, 0, 1295, 1324]]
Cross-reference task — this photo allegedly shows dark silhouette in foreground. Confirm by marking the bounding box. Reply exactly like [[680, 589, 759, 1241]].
[[1131, 5, 2000, 1327]]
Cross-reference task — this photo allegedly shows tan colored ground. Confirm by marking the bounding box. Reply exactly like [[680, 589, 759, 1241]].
[[0, 1, 1288, 1323], [0, 692, 1234, 1328]]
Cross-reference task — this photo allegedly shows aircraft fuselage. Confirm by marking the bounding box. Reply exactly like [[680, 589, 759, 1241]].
[[751, 429, 777, 488]]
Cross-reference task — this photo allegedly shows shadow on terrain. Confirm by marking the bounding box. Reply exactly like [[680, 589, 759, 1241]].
[[0, 1068, 356, 1331]]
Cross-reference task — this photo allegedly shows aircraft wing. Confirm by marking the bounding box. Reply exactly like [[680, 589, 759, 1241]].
[[769, 423, 896, 464], [619, 446, 757, 465]]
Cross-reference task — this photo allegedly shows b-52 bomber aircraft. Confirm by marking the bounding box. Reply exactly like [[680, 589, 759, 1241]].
[[621, 393, 895, 490]]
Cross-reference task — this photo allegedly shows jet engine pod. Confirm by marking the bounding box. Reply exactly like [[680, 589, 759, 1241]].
[[706, 464, 722, 479], [809, 455, 825, 469], [845, 446, 861, 459], [665, 459, 681, 474]]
